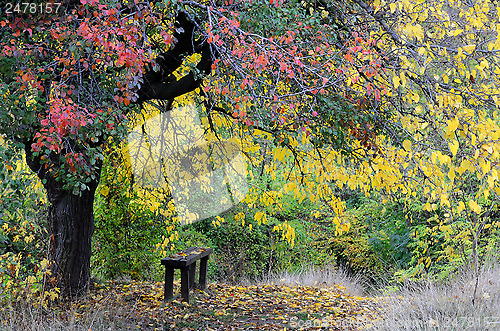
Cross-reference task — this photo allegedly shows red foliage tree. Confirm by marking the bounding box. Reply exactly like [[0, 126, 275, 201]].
[[0, 0, 386, 296]]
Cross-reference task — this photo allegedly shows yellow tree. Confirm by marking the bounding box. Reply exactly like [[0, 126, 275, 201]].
[[320, 0, 500, 287], [104, 0, 500, 278]]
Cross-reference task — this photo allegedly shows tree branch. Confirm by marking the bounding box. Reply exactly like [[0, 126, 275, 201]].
[[136, 11, 214, 103]]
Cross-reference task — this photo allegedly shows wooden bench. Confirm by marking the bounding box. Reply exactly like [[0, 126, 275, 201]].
[[161, 247, 213, 303]]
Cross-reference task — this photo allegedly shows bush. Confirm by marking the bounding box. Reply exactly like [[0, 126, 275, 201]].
[[322, 213, 387, 281], [174, 206, 333, 283], [92, 149, 167, 281], [0, 139, 57, 305], [316, 196, 416, 283], [361, 198, 413, 271], [191, 215, 276, 282]]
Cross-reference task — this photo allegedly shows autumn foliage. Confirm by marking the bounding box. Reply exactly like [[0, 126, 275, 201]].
[[0, 0, 499, 316]]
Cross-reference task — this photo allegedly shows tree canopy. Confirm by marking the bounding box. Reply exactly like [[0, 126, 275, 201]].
[[1, 0, 377, 295]]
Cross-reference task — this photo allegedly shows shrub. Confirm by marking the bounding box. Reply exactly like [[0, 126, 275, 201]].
[[92, 148, 168, 281], [324, 213, 386, 281], [191, 214, 276, 282], [0, 139, 58, 306], [318, 196, 416, 282]]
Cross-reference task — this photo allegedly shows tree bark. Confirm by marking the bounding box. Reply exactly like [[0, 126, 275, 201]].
[[25, 146, 102, 297], [45, 180, 99, 297]]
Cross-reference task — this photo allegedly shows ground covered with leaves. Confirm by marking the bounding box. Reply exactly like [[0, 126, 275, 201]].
[[14, 280, 384, 330]]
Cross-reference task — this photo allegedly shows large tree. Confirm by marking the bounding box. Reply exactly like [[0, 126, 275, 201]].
[[0, 0, 385, 296], [4, 0, 500, 298]]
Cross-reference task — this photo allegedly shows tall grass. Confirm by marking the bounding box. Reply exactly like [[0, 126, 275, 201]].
[[249, 264, 367, 297], [372, 261, 500, 330], [251, 261, 500, 330], [0, 305, 111, 330]]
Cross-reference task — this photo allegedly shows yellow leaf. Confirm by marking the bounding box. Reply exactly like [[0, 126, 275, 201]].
[[469, 200, 482, 214], [446, 117, 459, 137], [483, 144, 493, 154], [463, 45, 476, 54], [100, 186, 110, 197], [413, 24, 424, 41], [448, 168, 455, 182], [443, 74, 449, 84], [482, 160, 491, 174], [402, 139, 412, 151], [441, 194, 450, 207], [449, 140, 459, 157], [214, 309, 226, 316], [412, 93, 420, 103], [425, 256, 431, 268], [400, 72, 407, 86], [389, 3, 397, 13], [439, 153, 450, 165], [393, 76, 400, 89], [488, 175, 495, 188], [460, 159, 474, 173], [275, 148, 286, 162], [457, 201, 465, 213], [254, 211, 264, 225], [424, 202, 431, 211]]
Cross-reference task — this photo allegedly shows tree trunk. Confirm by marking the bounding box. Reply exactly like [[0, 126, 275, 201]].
[[46, 181, 99, 297], [25, 146, 101, 297]]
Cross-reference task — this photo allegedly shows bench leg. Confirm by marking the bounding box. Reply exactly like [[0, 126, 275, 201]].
[[180, 266, 190, 303], [189, 262, 196, 289], [199, 256, 209, 290], [164, 267, 174, 301]]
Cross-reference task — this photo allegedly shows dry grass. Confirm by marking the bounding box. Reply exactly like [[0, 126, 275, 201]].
[[0, 302, 119, 331], [247, 264, 367, 297], [247, 262, 500, 330], [371, 262, 500, 330]]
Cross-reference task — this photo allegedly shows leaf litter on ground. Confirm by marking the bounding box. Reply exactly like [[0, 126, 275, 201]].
[[37, 279, 385, 330]]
